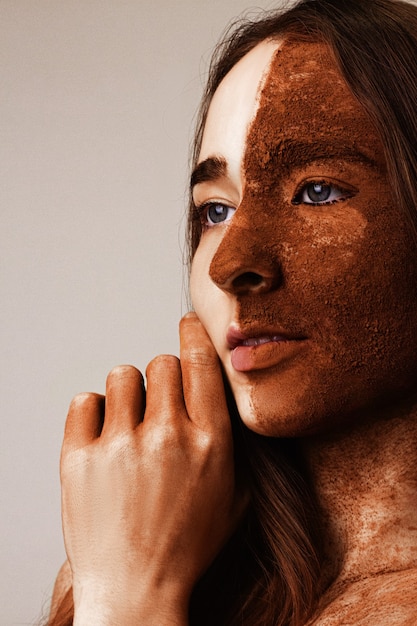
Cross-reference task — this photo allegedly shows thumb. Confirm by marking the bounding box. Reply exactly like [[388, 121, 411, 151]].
[[179, 312, 231, 437]]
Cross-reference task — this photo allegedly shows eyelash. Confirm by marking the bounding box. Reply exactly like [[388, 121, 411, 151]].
[[194, 180, 356, 228], [194, 201, 236, 228], [292, 180, 356, 205]]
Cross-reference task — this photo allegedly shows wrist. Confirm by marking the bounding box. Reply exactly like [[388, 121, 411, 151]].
[[72, 577, 189, 626]]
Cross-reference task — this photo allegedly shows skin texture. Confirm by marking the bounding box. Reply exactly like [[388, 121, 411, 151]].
[[191, 40, 417, 622], [56, 40, 417, 625], [59, 314, 245, 625], [191, 40, 417, 438]]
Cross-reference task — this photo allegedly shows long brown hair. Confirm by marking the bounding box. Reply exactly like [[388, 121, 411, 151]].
[[50, 1, 417, 624]]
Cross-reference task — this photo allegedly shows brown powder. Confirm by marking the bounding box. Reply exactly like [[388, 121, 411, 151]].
[[199, 40, 417, 619], [209, 41, 417, 437]]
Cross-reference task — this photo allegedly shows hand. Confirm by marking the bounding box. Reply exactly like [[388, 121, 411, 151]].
[[60, 313, 245, 625]]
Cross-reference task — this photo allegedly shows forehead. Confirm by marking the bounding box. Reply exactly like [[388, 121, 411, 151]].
[[250, 40, 382, 160], [198, 39, 281, 181], [198, 40, 386, 179]]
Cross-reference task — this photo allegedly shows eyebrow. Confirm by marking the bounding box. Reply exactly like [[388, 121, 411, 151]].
[[190, 156, 227, 191], [189, 140, 380, 193], [264, 139, 380, 171]]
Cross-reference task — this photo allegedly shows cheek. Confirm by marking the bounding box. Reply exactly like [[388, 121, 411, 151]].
[[281, 205, 368, 287], [190, 238, 225, 346], [297, 205, 367, 255], [190, 263, 204, 326], [190, 240, 212, 312]]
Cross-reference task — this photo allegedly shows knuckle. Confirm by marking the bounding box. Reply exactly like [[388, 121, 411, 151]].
[[100, 432, 137, 465], [183, 346, 219, 371], [108, 431, 133, 454], [146, 354, 179, 377], [106, 364, 142, 383], [60, 444, 91, 478], [145, 421, 183, 453], [68, 392, 101, 412], [195, 429, 215, 454]]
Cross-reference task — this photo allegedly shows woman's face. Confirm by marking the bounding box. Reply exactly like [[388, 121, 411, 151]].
[[190, 40, 417, 437]]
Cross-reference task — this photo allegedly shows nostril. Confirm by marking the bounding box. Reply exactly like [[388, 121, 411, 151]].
[[232, 271, 264, 292]]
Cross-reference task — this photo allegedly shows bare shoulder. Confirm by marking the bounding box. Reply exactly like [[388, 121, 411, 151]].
[[308, 569, 417, 626], [49, 560, 72, 621]]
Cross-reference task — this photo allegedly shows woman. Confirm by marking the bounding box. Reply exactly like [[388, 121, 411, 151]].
[[48, 0, 417, 624]]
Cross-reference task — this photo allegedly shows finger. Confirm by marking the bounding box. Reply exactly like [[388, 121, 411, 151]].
[[179, 312, 230, 434], [101, 365, 145, 436], [145, 355, 185, 424], [63, 392, 105, 450]]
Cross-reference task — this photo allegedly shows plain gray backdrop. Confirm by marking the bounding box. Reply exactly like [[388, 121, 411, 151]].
[[1, 1, 292, 623]]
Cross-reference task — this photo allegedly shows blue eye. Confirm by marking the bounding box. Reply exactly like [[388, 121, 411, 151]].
[[201, 202, 236, 226], [293, 181, 354, 205]]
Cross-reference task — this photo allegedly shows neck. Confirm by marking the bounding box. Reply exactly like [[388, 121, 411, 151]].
[[301, 397, 417, 589]]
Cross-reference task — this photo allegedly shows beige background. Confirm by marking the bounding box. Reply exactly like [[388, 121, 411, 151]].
[[1, 0, 289, 623]]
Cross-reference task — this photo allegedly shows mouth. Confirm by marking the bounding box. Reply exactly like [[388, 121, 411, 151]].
[[226, 326, 307, 372]]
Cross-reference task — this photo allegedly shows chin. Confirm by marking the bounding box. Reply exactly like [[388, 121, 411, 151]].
[[222, 357, 308, 436], [228, 371, 354, 438], [231, 383, 310, 438]]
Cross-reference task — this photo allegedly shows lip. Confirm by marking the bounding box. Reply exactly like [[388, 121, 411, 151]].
[[226, 325, 307, 372]]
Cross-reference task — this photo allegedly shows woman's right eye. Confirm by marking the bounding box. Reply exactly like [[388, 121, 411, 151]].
[[199, 202, 236, 227]]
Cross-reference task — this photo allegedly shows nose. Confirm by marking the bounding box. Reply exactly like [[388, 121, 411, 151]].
[[209, 223, 282, 295]]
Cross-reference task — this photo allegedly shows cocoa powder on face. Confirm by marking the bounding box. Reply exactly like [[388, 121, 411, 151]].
[[208, 41, 417, 436]]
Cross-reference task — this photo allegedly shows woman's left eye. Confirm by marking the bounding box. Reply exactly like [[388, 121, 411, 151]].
[[292, 181, 355, 205], [200, 202, 236, 226]]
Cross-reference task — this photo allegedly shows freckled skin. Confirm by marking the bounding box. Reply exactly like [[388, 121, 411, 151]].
[[191, 40, 417, 623]]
